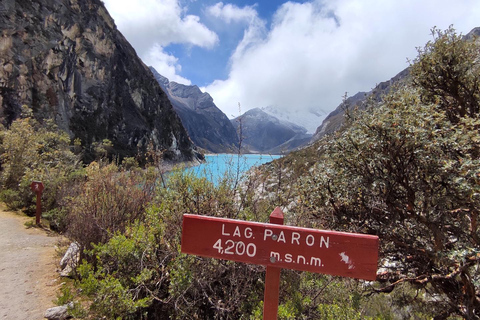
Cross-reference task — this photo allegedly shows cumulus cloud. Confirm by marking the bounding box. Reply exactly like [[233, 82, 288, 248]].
[[103, 0, 218, 84], [142, 44, 191, 85], [205, 0, 480, 119], [207, 2, 258, 24], [206, 2, 267, 63]]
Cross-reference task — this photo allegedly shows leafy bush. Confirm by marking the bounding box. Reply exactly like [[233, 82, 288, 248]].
[[0, 188, 24, 211], [71, 169, 269, 319], [0, 108, 81, 216]]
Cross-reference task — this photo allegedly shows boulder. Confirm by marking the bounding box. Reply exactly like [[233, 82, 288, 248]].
[[44, 303, 72, 320], [59, 242, 80, 277]]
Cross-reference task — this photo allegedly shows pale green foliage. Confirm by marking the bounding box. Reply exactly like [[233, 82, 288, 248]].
[[411, 26, 480, 122], [290, 27, 480, 319], [79, 262, 151, 319], [77, 223, 156, 319], [92, 138, 114, 159], [0, 109, 80, 215], [0, 117, 37, 189]]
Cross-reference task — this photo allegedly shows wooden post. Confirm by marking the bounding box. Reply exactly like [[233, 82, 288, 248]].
[[263, 207, 284, 320], [30, 181, 44, 225], [35, 190, 42, 225]]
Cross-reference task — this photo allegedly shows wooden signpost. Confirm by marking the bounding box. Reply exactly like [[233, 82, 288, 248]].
[[30, 181, 44, 225], [181, 207, 379, 319]]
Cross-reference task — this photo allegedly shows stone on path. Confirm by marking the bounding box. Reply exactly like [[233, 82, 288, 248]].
[[44, 303, 72, 320]]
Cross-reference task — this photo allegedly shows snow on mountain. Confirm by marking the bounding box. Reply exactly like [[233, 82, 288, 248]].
[[260, 106, 328, 134]]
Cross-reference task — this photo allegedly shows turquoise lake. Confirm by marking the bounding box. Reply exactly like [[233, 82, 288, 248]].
[[187, 154, 281, 184]]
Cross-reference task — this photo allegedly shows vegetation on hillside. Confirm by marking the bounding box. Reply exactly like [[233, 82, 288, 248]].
[[261, 26, 480, 319], [0, 26, 478, 319]]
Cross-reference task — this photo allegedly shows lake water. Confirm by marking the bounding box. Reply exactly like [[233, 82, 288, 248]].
[[187, 154, 281, 184]]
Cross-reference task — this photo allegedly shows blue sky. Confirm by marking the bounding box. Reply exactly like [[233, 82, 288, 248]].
[[169, 0, 308, 85], [103, 0, 480, 120]]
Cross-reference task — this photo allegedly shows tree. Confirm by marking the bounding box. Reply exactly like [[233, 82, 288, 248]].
[[296, 27, 480, 319], [411, 26, 480, 123]]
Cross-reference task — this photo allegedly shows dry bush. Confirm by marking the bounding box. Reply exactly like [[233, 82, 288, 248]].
[[64, 162, 158, 251]]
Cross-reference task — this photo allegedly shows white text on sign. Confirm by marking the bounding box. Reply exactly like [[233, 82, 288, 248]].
[[222, 224, 330, 248], [217, 223, 330, 268]]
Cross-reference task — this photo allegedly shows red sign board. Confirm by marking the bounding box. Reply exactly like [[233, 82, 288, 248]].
[[30, 181, 44, 193], [182, 214, 379, 281]]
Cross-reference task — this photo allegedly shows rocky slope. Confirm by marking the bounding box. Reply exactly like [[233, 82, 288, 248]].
[[312, 68, 410, 141], [150, 67, 239, 153], [231, 108, 311, 154], [312, 27, 480, 142], [0, 0, 199, 163]]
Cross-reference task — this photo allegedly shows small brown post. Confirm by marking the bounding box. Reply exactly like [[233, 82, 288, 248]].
[[263, 207, 284, 320], [30, 181, 44, 225]]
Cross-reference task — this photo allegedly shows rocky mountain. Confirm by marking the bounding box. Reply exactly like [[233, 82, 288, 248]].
[[149, 67, 239, 153], [0, 0, 199, 163], [231, 108, 311, 154], [465, 27, 480, 40], [311, 68, 410, 141]]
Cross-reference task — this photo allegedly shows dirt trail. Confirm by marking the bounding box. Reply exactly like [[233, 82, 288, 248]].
[[0, 207, 62, 320]]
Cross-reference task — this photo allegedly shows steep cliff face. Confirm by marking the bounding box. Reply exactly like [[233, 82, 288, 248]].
[[0, 0, 199, 163], [231, 108, 311, 154], [150, 67, 239, 153]]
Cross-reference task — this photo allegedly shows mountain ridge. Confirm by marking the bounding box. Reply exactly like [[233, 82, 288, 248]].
[[231, 108, 311, 154], [150, 67, 239, 153], [261, 106, 328, 134], [0, 0, 199, 163], [312, 68, 410, 141]]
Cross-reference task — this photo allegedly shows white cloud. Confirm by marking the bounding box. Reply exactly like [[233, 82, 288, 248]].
[[207, 2, 258, 24], [206, 2, 267, 73], [103, 0, 218, 82], [205, 0, 480, 120], [143, 44, 191, 85]]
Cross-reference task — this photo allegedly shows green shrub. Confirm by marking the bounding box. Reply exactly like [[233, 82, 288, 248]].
[[42, 208, 69, 232], [0, 110, 81, 216], [71, 169, 269, 319], [0, 189, 24, 210]]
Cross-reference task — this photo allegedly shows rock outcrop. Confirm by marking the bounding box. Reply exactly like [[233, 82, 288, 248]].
[[59, 242, 80, 277], [0, 0, 199, 163], [150, 67, 239, 153]]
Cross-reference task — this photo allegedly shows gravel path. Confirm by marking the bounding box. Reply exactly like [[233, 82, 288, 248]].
[[0, 209, 61, 320]]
